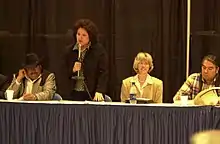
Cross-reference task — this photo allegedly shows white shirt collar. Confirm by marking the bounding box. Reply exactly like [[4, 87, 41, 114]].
[[72, 43, 91, 51], [129, 74, 153, 97], [131, 74, 153, 85], [25, 74, 42, 83]]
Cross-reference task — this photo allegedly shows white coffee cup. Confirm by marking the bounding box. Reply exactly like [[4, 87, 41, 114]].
[[180, 95, 188, 106], [6, 90, 14, 100]]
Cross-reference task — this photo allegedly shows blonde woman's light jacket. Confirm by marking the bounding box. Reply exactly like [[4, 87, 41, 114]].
[[120, 75, 163, 103]]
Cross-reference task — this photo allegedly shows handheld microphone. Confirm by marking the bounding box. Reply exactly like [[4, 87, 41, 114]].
[[77, 43, 81, 77], [72, 43, 84, 80], [71, 43, 93, 101]]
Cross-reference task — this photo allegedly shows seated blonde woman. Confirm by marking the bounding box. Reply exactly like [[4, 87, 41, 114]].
[[120, 52, 163, 103]]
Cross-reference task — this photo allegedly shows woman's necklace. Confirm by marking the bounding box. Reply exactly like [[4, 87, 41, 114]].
[[138, 74, 147, 83], [138, 79, 145, 83]]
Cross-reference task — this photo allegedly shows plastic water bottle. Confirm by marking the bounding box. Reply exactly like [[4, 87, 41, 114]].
[[129, 82, 137, 104]]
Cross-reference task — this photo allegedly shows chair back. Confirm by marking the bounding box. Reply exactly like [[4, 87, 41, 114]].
[[52, 93, 63, 100], [104, 95, 112, 102]]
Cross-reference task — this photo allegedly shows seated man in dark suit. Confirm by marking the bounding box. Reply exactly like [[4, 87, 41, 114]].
[[0, 74, 7, 98], [0, 74, 12, 99]]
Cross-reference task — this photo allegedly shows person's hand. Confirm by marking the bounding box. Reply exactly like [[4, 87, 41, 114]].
[[175, 96, 181, 100], [73, 62, 81, 73], [22, 93, 37, 101], [174, 91, 182, 101], [17, 69, 26, 82], [93, 92, 104, 101]]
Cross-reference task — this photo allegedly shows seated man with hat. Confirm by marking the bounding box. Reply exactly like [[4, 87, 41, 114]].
[[7, 53, 56, 100]]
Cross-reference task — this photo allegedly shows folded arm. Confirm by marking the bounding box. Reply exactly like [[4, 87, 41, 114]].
[[7, 75, 22, 99]]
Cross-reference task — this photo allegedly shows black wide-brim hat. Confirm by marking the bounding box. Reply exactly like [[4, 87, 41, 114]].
[[22, 53, 42, 68]]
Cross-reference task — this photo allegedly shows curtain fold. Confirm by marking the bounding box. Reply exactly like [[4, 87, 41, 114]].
[[190, 0, 220, 73]]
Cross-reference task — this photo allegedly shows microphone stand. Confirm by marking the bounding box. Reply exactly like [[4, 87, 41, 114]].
[[71, 44, 93, 100]]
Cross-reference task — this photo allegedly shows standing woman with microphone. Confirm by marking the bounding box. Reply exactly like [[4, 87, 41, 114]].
[[65, 19, 109, 101]]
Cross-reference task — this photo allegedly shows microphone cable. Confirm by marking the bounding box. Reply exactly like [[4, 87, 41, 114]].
[[82, 80, 93, 101]]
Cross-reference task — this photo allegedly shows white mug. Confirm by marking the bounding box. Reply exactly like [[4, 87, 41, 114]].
[[180, 95, 188, 106], [6, 90, 14, 100]]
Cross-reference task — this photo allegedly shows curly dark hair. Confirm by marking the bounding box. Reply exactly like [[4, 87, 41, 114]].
[[73, 19, 99, 45]]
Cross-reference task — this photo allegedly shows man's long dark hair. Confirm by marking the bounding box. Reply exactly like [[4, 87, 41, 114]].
[[199, 54, 220, 93]]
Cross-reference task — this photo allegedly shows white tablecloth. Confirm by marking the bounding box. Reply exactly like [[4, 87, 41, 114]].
[[0, 99, 199, 107]]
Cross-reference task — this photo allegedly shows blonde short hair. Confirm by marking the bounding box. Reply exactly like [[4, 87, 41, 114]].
[[133, 52, 154, 73], [191, 130, 220, 144]]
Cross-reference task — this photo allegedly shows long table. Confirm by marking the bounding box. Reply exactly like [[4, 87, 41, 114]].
[[0, 100, 219, 144]]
